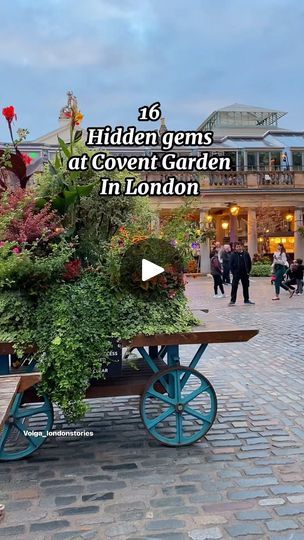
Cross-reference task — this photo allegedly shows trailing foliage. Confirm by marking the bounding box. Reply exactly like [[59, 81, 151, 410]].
[[0, 272, 198, 421], [0, 290, 35, 355]]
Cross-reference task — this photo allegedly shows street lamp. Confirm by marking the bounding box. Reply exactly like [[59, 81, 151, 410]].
[[230, 205, 240, 217]]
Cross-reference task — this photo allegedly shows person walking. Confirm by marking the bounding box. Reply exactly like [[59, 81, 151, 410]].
[[222, 244, 231, 284], [229, 242, 255, 305], [210, 251, 225, 298], [214, 241, 224, 263], [272, 243, 289, 301]]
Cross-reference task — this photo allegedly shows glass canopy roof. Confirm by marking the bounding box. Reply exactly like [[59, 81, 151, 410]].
[[198, 103, 287, 132]]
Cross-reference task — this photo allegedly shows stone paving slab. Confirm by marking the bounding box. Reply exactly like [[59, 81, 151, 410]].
[[1, 277, 304, 539]]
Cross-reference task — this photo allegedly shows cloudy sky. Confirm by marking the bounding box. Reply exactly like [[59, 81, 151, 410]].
[[0, 0, 303, 141]]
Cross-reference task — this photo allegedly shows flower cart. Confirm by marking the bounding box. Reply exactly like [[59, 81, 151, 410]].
[[0, 322, 258, 460], [0, 100, 258, 460]]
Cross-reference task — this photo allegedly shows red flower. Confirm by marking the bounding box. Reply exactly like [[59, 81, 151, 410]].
[[2, 106, 17, 123], [12, 246, 21, 254], [21, 153, 33, 166], [63, 259, 82, 281]]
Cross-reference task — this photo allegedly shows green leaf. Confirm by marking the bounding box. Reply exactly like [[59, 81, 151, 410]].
[[48, 161, 57, 176], [63, 190, 78, 208], [64, 227, 76, 239], [51, 195, 66, 214], [74, 130, 83, 143], [51, 190, 78, 214], [52, 336, 62, 345], [35, 197, 48, 209], [58, 137, 71, 159], [76, 183, 96, 197], [55, 152, 62, 169]]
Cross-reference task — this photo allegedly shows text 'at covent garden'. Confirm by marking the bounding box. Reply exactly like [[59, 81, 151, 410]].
[[1, 93, 304, 273]]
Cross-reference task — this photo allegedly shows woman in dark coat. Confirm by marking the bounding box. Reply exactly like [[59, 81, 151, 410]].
[[210, 251, 225, 298]]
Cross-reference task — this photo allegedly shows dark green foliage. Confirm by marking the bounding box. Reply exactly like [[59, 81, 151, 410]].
[[0, 272, 198, 421]]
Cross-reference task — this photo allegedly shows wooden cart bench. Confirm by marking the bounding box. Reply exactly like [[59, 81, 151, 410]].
[[0, 321, 258, 460], [0, 374, 41, 431]]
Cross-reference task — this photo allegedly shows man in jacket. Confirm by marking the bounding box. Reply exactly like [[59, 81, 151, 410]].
[[229, 242, 255, 305]]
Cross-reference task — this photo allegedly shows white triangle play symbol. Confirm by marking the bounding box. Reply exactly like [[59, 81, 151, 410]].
[[142, 259, 164, 282]]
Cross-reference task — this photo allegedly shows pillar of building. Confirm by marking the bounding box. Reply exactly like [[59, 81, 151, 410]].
[[294, 208, 304, 259], [243, 150, 248, 171], [230, 215, 238, 244], [199, 210, 211, 274], [247, 208, 258, 257]]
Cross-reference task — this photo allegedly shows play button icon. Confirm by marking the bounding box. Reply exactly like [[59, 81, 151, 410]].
[[142, 259, 164, 282], [120, 238, 183, 294]]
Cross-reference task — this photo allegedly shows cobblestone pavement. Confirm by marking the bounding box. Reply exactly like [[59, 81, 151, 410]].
[[1, 277, 304, 540]]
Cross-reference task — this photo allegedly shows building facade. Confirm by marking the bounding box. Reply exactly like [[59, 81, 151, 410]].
[[2, 97, 304, 272]]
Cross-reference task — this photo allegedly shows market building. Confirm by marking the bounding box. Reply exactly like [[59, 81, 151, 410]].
[[3, 93, 304, 272]]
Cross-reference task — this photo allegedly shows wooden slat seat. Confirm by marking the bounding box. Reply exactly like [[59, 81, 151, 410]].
[[0, 374, 41, 430], [0, 376, 21, 430], [121, 324, 259, 347]]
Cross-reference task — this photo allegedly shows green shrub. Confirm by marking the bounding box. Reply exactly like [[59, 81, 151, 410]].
[[251, 264, 271, 277], [0, 241, 74, 290]]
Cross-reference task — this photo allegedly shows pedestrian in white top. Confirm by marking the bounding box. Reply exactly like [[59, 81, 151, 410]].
[[272, 243, 289, 300]]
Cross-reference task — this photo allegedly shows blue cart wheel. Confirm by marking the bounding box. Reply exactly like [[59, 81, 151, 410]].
[[140, 366, 217, 446], [0, 388, 53, 461]]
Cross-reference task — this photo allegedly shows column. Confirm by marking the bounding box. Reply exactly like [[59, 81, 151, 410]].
[[230, 215, 238, 244], [199, 210, 210, 274], [243, 150, 248, 171], [294, 208, 304, 259], [247, 208, 258, 257]]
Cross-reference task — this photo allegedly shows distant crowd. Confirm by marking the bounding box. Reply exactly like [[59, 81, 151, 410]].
[[209, 241, 304, 305]]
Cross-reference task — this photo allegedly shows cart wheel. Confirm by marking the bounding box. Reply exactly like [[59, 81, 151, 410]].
[[140, 366, 217, 446], [0, 387, 53, 461]]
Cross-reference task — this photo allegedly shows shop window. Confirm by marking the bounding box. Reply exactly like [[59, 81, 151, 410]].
[[223, 152, 236, 170], [269, 236, 294, 253], [247, 152, 257, 170], [258, 152, 270, 170], [292, 151, 303, 171]]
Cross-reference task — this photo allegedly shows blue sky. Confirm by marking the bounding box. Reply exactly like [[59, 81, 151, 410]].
[[0, 0, 303, 141]]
